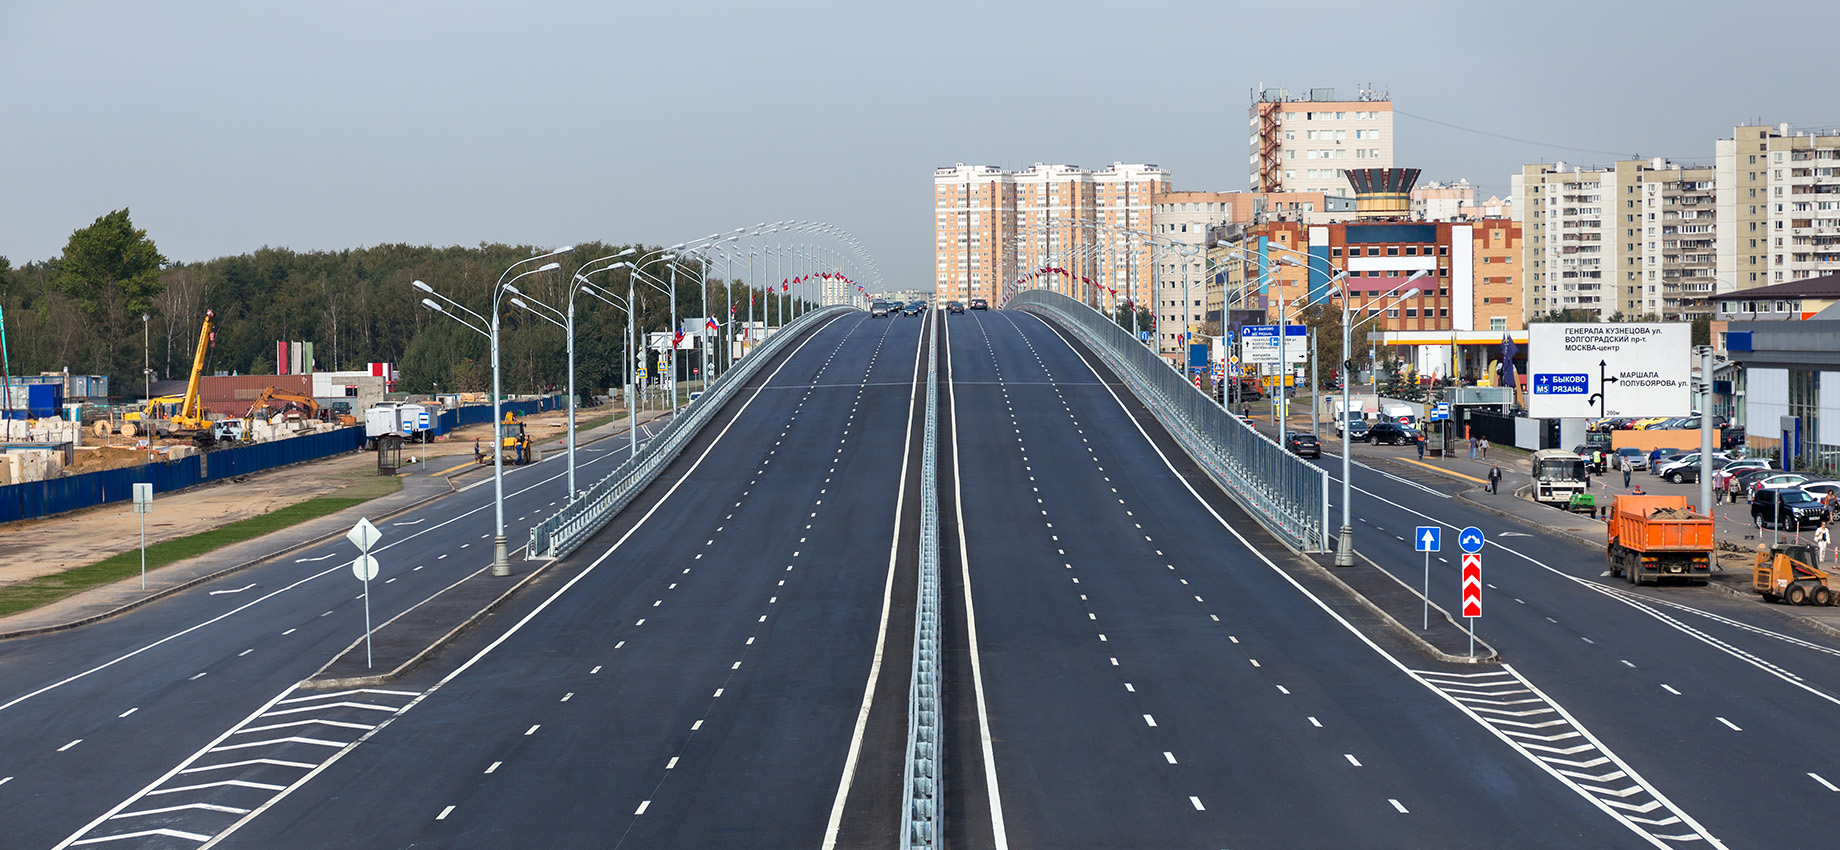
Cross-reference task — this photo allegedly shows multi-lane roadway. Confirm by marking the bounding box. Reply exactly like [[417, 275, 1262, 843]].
[[2, 305, 1837, 848]]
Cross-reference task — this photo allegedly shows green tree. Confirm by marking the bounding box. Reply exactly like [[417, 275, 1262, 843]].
[[1294, 301, 1371, 388], [1691, 314, 1712, 347], [52, 209, 167, 320]]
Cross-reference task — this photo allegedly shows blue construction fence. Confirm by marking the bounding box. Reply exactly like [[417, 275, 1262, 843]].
[[0, 397, 559, 524], [0, 426, 366, 524]]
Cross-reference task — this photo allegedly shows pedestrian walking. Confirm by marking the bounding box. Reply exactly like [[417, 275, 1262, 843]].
[[1416, 434, 1425, 460], [1468, 435, 1478, 460], [1621, 455, 1632, 489], [1487, 463, 1502, 495], [1481, 437, 1490, 459], [1816, 522, 1831, 564]]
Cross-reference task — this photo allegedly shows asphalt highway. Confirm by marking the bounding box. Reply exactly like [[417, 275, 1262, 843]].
[[9, 304, 1838, 848], [1, 410, 680, 849], [195, 310, 931, 848], [939, 309, 1648, 849], [1321, 446, 1840, 847]]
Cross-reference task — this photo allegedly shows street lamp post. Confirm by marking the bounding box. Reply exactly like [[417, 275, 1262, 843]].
[[507, 248, 634, 499], [1337, 270, 1428, 566], [413, 245, 571, 576]]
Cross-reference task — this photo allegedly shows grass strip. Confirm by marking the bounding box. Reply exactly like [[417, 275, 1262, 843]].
[[0, 482, 397, 618]]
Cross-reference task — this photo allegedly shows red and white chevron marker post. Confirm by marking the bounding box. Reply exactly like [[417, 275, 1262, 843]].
[[1461, 552, 1482, 658]]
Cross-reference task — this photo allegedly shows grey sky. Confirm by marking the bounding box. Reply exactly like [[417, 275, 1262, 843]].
[[4, 0, 1835, 289]]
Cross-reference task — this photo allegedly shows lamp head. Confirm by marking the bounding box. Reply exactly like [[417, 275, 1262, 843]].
[[617, 247, 637, 257], [420, 298, 444, 312], [412, 279, 434, 293], [1401, 288, 1421, 300], [503, 284, 523, 296], [554, 245, 575, 253], [510, 297, 529, 310], [536, 262, 561, 273]]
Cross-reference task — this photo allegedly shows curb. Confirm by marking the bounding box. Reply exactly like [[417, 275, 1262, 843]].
[[0, 483, 451, 641], [0, 419, 649, 642], [301, 559, 555, 689], [1305, 553, 1500, 665]]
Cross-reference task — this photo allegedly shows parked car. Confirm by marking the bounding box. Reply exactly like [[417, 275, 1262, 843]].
[[1648, 447, 1688, 469], [1749, 472, 1817, 500], [1656, 452, 1731, 480], [1752, 488, 1832, 531], [1712, 458, 1774, 488], [1614, 447, 1650, 471], [1731, 467, 1787, 498], [1285, 432, 1321, 458], [1367, 422, 1421, 446], [1797, 480, 1840, 502]]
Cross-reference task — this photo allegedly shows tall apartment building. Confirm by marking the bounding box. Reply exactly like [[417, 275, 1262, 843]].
[[1513, 158, 1715, 320], [1249, 87, 1393, 196], [933, 162, 1167, 308], [1716, 123, 1840, 290], [933, 164, 1015, 306]]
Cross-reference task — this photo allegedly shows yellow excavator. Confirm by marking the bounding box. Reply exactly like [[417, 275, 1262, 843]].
[[479, 411, 535, 465], [247, 386, 319, 422], [125, 310, 221, 444]]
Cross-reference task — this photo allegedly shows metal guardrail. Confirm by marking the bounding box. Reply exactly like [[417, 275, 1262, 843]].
[[902, 308, 943, 848], [527, 306, 854, 561], [1012, 290, 1330, 552]]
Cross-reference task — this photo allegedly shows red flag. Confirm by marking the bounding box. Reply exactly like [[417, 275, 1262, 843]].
[[782, 281, 789, 292]]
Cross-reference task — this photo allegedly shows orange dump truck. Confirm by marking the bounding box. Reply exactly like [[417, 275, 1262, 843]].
[[1606, 495, 1714, 585]]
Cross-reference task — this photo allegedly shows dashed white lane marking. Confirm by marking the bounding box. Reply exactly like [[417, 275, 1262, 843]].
[[437, 805, 455, 820], [1715, 717, 1742, 731], [1344, 754, 1362, 767], [1811, 773, 1840, 792], [58, 739, 83, 752], [634, 800, 651, 815], [1143, 714, 1157, 727], [1189, 796, 1205, 811], [524, 725, 539, 736], [485, 762, 501, 774], [1308, 717, 1322, 728], [1661, 684, 1681, 695], [1164, 752, 1177, 764], [120, 708, 138, 718], [1390, 798, 1410, 813]]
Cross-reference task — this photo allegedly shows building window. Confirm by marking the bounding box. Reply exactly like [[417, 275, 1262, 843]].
[[1490, 317, 1507, 331]]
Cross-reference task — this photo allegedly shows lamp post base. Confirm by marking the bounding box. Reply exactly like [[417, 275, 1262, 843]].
[[493, 536, 511, 577], [1333, 525, 1354, 567]]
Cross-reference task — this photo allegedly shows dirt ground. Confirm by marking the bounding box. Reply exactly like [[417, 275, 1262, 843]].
[[0, 401, 615, 587]]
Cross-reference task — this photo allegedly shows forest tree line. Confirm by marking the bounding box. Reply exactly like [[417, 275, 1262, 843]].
[[0, 210, 817, 402]]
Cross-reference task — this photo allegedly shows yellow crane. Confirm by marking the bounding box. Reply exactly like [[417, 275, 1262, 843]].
[[125, 310, 221, 443]]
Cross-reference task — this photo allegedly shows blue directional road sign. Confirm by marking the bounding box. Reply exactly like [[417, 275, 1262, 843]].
[[1458, 526, 1485, 554], [1415, 526, 1441, 552]]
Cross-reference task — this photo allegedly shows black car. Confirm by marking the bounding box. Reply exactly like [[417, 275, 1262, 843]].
[[969, 298, 989, 310], [1285, 433, 1321, 458], [1366, 422, 1420, 446], [1752, 488, 1832, 531], [905, 301, 925, 315], [946, 301, 965, 314]]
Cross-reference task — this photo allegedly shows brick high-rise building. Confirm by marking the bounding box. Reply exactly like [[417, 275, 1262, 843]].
[[934, 162, 1169, 308], [1249, 86, 1394, 196]]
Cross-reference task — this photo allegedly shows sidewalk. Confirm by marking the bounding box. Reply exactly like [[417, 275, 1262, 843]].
[[0, 410, 667, 639], [1283, 412, 1840, 636]]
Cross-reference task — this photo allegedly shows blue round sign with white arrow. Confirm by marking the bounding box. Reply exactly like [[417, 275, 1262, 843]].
[[1458, 526, 1485, 554]]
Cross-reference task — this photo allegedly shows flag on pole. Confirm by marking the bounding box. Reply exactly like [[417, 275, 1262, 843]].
[[672, 328, 685, 348], [706, 316, 720, 333]]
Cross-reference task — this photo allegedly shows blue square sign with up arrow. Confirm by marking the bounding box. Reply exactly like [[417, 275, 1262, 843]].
[[1459, 526, 1485, 554], [1415, 527, 1440, 552]]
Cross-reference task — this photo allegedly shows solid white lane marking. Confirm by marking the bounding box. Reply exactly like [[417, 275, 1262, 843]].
[[941, 313, 1009, 850], [72, 828, 214, 844]]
